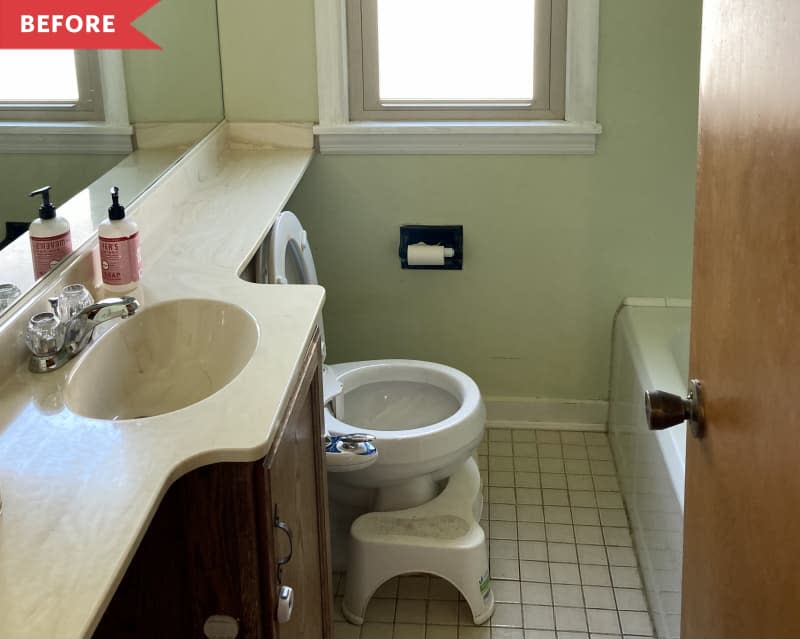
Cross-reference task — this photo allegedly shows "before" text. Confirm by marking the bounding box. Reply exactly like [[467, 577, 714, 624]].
[[20, 14, 116, 34]]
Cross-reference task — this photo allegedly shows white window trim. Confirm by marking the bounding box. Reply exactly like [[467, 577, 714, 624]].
[[314, 0, 601, 155], [0, 51, 133, 155]]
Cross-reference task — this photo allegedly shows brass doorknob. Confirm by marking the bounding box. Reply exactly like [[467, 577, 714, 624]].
[[645, 390, 690, 430], [644, 379, 705, 438]]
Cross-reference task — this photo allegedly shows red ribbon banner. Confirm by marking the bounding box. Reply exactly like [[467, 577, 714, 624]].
[[0, 0, 160, 49]]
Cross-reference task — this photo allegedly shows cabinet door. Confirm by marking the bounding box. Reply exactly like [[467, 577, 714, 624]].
[[94, 334, 331, 639], [94, 457, 267, 639], [262, 335, 332, 639]]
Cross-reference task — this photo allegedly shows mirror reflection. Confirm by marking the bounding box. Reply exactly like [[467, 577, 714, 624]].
[[0, 0, 223, 316]]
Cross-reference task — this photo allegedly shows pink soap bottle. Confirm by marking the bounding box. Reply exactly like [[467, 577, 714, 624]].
[[29, 186, 72, 279], [98, 186, 141, 294]]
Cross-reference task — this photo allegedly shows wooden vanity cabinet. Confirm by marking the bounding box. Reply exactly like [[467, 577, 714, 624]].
[[260, 333, 333, 639], [94, 333, 332, 639]]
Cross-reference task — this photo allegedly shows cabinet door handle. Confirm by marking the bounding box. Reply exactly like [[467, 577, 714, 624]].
[[277, 585, 294, 624], [274, 511, 293, 568]]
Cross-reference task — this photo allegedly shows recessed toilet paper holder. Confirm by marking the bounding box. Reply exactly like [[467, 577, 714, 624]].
[[399, 225, 463, 270]]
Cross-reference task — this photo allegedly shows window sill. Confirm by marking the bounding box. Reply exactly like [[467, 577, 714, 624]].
[[313, 121, 602, 155], [0, 122, 134, 155]]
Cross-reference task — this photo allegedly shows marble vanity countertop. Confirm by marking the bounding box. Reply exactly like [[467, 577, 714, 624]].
[[0, 123, 323, 638]]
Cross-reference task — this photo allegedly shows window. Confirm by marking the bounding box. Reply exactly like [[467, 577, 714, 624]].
[[0, 50, 132, 154], [0, 50, 104, 121], [314, 0, 600, 154], [347, 0, 566, 121]]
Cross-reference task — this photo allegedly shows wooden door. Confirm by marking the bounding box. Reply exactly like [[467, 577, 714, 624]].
[[261, 334, 333, 639], [682, 0, 800, 636]]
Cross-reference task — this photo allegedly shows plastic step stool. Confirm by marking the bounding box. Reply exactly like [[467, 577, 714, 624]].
[[342, 456, 494, 625]]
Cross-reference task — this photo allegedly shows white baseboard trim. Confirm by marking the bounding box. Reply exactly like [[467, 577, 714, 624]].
[[487, 420, 607, 432], [484, 397, 608, 432]]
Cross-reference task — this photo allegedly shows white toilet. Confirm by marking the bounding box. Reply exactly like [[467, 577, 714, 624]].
[[267, 210, 486, 512], [268, 211, 494, 625]]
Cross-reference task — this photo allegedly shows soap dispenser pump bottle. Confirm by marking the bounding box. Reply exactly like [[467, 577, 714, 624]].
[[98, 186, 141, 294], [28, 186, 73, 279]]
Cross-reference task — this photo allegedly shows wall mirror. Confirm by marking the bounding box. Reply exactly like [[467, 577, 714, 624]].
[[0, 0, 224, 317]]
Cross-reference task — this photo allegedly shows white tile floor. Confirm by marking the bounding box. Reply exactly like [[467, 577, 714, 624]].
[[333, 428, 655, 639]]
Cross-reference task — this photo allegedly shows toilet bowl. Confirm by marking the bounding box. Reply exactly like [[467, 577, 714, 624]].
[[325, 358, 484, 509], [268, 211, 485, 511]]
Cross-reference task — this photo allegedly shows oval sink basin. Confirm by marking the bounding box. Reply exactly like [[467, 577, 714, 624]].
[[65, 299, 259, 420]]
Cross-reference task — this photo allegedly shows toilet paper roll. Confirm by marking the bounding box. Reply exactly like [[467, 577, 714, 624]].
[[407, 243, 454, 266]]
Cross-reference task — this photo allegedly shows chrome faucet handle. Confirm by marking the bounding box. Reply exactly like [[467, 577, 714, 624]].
[[56, 284, 95, 321], [25, 312, 72, 373], [25, 312, 65, 357]]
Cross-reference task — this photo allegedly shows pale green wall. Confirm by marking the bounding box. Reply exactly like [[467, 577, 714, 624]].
[[217, 0, 318, 121], [125, 0, 224, 122], [237, 0, 702, 400]]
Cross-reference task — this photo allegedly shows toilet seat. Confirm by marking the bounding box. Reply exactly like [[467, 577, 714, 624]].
[[268, 209, 327, 359], [324, 358, 479, 438], [268, 209, 319, 287]]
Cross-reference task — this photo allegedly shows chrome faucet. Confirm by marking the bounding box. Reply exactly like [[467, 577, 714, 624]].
[[61, 297, 140, 356], [26, 296, 140, 373]]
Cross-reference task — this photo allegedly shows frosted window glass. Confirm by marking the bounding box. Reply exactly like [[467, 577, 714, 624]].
[[0, 51, 79, 102], [377, 0, 535, 102]]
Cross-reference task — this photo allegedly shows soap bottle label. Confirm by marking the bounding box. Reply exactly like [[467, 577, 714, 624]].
[[30, 230, 73, 279], [99, 232, 141, 286]]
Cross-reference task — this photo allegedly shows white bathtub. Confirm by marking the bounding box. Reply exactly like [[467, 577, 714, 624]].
[[608, 299, 690, 639]]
